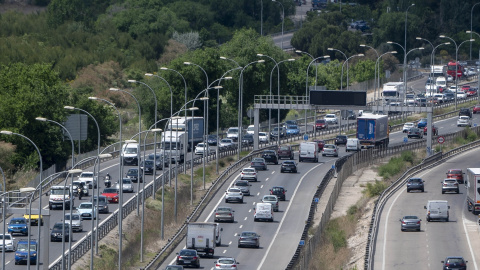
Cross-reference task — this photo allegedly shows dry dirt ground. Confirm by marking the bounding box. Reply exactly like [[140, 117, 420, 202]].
[[315, 167, 379, 269]]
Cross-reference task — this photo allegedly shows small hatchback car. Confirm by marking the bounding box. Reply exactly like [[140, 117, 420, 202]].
[[406, 178, 424, 192], [441, 256, 468, 270], [176, 249, 200, 268], [225, 188, 244, 203], [322, 144, 339, 157], [335, 135, 348, 146], [280, 160, 297, 173], [214, 206, 235, 223], [261, 150, 279, 164], [270, 186, 287, 201], [446, 169, 464, 184], [262, 195, 279, 211], [233, 180, 251, 196]]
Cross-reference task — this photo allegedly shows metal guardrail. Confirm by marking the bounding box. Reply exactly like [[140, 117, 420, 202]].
[[363, 126, 480, 270]]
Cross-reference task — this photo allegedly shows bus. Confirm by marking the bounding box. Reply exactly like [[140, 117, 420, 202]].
[[447, 61, 464, 79]]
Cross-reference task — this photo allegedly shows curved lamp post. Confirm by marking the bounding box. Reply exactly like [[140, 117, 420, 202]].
[[360, 45, 379, 101], [466, 31, 480, 101], [272, 0, 285, 50], [256, 53, 278, 139], [0, 131, 42, 270], [374, 51, 397, 108], [327, 48, 347, 90], [344, 53, 365, 91], [87, 97, 124, 269], [273, 58, 295, 144], [470, 2, 480, 60], [304, 55, 330, 135]]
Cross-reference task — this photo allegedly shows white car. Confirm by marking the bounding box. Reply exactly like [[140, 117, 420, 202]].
[[246, 125, 255, 135], [449, 85, 457, 92], [194, 143, 214, 155], [225, 187, 244, 203], [64, 213, 83, 232], [433, 93, 445, 103], [258, 132, 269, 143], [240, 167, 257, 181], [115, 178, 134, 193], [324, 114, 338, 125], [457, 116, 472, 127], [447, 75, 454, 82], [456, 91, 467, 100], [76, 202, 97, 220], [219, 138, 235, 150], [226, 127, 239, 141], [78, 171, 96, 189], [402, 122, 415, 133], [214, 257, 240, 270], [0, 234, 15, 251]]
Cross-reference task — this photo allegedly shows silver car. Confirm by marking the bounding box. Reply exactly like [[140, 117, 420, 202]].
[[219, 139, 235, 150], [214, 206, 235, 223], [322, 144, 339, 157], [64, 213, 83, 232], [225, 188, 243, 203], [261, 195, 279, 212], [233, 180, 251, 196], [441, 178, 459, 194], [457, 116, 472, 127], [115, 178, 134, 193], [214, 257, 239, 270], [76, 202, 96, 220], [399, 215, 421, 231]]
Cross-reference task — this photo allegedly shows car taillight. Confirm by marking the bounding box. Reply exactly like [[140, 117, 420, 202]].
[[193, 256, 198, 260], [178, 256, 182, 259], [416, 221, 420, 224], [215, 264, 221, 267], [402, 221, 406, 224], [443, 183, 447, 186]]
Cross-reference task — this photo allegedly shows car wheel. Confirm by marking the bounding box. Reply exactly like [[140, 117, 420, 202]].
[[457, 189, 459, 194], [407, 189, 410, 193], [446, 217, 449, 222], [442, 191, 445, 194], [254, 218, 258, 222], [421, 189, 424, 192], [225, 199, 228, 203], [238, 244, 241, 248]]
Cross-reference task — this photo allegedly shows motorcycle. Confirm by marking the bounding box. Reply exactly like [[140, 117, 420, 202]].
[[104, 174, 111, 188]]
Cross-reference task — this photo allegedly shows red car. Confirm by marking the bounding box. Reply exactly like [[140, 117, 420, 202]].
[[313, 139, 325, 150], [101, 188, 119, 203], [446, 169, 464, 184], [474, 104, 480, 114], [462, 85, 471, 92], [423, 125, 438, 136], [315, 119, 328, 130]]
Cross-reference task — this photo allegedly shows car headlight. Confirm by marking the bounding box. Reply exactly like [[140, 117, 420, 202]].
[[32, 252, 36, 257]]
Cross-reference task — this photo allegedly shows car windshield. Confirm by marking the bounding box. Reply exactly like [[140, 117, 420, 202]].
[[218, 258, 235, 264], [288, 125, 298, 129], [80, 173, 93, 178], [241, 232, 257, 237], [404, 216, 418, 219], [235, 181, 248, 186], [148, 154, 161, 160], [446, 258, 465, 264], [197, 143, 205, 147], [228, 188, 241, 193], [10, 219, 25, 224], [316, 120, 325, 123], [103, 188, 118, 194], [228, 128, 238, 134], [143, 160, 154, 166], [221, 139, 231, 143], [409, 179, 422, 183], [17, 243, 36, 251], [272, 187, 284, 192], [259, 132, 266, 136], [217, 207, 231, 212], [122, 179, 131, 184], [51, 189, 68, 195], [448, 170, 462, 174], [0, 235, 11, 240], [445, 180, 456, 183], [127, 169, 138, 175], [263, 196, 277, 201], [325, 115, 335, 118], [283, 161, 295, 165], [124, 148, 137, 154], [179, 250, 196, 256], [252, 158, 263, 162], [65, 214, 80, 220], [79, 203, 93, 209], [279, 146, 290, 151], [324, 145, 335, 149], [53, 223, 68, 230], [243, 169, 255, 173]]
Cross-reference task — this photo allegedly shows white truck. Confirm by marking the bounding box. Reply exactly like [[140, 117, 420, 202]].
[[382, 82, 404, 102], [121, 142, 139, 166], [186, 222, 222, 257], [431, 65, 447, 78], [466, 168, 480, 215], [160, 117, 204, 163], [48, 186, 73, 210]]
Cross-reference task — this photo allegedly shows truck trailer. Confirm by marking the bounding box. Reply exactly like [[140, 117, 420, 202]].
[[382, 82, 404, 102], [356, 114, 389, 148], [160, 117, 204, 163], [186, 222, 222, 257], [466, 168, 480, 215]]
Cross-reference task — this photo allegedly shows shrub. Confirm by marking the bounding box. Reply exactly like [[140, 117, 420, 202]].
[[325, 220, 347, 252], [364, 180, 388, 197]]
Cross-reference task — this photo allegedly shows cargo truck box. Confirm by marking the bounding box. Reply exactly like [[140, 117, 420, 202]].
[[186, 222, 221, 257], [356, 114, 389, 148], [466, 168, 480, 215]]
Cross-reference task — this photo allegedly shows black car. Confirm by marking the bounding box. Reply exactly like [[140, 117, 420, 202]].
[[459, 108, 472, 118], [335, 135, 348, 146], [406, 178, 424, 192], [242, 134, 254, 146], [207, 134, 218, 146], [176, 249, 200, 268], [270, 127, 286, 140], [408, 127, 424, 139], [262, 150, 279, 164], [140, 160, 154, 175], [280, 160, 297, 173], [91, 195, 109, 214], [147, 153, 169, 170], [270, 186, 287, 201], [442, 256, 467, 270], [126, 168, 143, 183], [50, 222, 70, 242]]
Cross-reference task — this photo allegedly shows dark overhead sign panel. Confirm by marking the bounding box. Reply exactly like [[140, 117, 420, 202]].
[[310, 90, 367, 107]]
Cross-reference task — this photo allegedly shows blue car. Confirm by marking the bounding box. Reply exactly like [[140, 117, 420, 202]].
[[417, 118, 428, 128], [286, 125, 300, 136], [8, 217, 28, 236], [15, 240, 37, 265]]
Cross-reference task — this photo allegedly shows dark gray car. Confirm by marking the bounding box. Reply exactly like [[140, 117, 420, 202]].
[[238, 231, 260, 248], [91, 195, 109, 214], [233, 180, 251, 196], [406, 178, 424, 192]]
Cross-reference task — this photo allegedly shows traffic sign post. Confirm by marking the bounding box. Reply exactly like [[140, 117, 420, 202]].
[[437, 136, 445, 153], [303, 134, 308, 141]]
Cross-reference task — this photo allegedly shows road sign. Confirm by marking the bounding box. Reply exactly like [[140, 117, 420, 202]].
[[437, 136, 445, 144], [303, 134, 308, 141], [314, 197, 319, 203], [403, 137, 408, 143], [299, 240, 305, 246]]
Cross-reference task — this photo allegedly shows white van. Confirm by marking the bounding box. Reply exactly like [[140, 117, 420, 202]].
[[254, 203, 274, 222], [299, 142, 318, 162], [346, 138, 361, 152], [424, 200, 449, 222], [121, 142, 139, 166], [435, 76, 447, 89], [246, 125, 255, 135]]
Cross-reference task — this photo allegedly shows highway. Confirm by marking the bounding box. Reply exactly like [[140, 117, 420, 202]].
[[373, 147, 480, 270]]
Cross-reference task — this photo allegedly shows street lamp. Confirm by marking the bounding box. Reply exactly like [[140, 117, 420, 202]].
[[374, 51, 397, 108], [471, 2, 480, 60], [439, 36, 475, 109], [237, 60, 265, 159], [360, 45, 379, 99], [327, 48, 348, 90], [0, 131, 43, 270], [188, 106, 199, 205], [256, 53, 279, 138], [109, 88, 143, 215], [296, 50, 318, 86], [274, 58, 295, 144], [304, 55, 330, 135], [416, 37, 434, 80], [344, 53, 364, 90], [405, 3, 415, 60], [35, 116, 77, 269], [88, 97, 124, 269], [272, 0, 285, 50], [159, 67, 189, 173], [128, 79, 160, 199], [466, 31, 480, 101]]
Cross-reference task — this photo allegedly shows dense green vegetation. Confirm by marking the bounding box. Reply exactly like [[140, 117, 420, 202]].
[[1, 0, 480, 172]]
